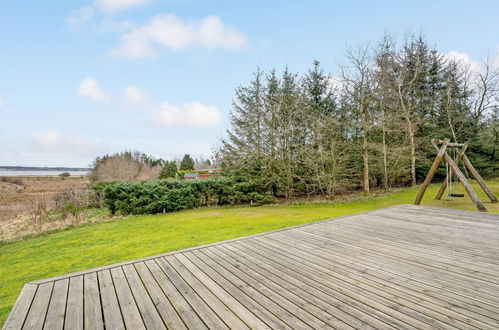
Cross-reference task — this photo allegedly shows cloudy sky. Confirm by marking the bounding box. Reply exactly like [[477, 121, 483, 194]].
[[0, 0, 497, 167]]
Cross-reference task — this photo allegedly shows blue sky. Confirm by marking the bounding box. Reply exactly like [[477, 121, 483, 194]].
[[0, 0, 498, 167]]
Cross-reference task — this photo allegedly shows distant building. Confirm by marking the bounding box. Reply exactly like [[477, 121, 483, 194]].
[[183, 169, 221, 180], [183, 173, 198, 180]]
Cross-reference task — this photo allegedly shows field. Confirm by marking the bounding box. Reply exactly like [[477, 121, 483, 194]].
[[0, 176, 99, 241], [0, 180, 498, 325]]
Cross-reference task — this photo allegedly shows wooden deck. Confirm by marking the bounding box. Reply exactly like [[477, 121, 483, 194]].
[[5, 204, 499, 329]]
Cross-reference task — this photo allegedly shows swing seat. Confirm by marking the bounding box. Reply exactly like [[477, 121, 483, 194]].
[[448, 193, 464, 197]]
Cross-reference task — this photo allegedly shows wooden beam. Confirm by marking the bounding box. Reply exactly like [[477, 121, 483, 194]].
[[434, 139, 465, 147], [442, 152, 487, 212], [435, 143, 468, 200], [462, 155, 498, 203], [414, 139, 449, 205]]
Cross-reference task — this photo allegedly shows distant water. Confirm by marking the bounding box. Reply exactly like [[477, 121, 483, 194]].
[[0, 170, 89, 177]]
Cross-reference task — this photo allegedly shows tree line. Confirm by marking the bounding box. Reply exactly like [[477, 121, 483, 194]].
[[218, 34, 498, 198], [89, 151, 212, 182]]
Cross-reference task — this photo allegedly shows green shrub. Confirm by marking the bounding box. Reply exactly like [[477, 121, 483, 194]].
[[92, 177, 272, 215]]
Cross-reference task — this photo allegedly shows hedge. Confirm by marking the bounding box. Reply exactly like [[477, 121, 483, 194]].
[[92, 177, 273, 215]]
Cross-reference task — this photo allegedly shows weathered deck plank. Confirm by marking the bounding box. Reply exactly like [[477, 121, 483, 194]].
[[4, 205, 499, 329], [43, 279, 68, 330], [97, 269, 125, 330]]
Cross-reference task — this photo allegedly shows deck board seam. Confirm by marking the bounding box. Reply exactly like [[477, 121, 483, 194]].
[[217, 243, 362, 329], [148, 258, 209, 329], [294, 227, 499, 287], [121, 265, 149, 328], [107, 269, 126, 329], [310, 219, 499, 276], [224, 240, 399, 330], [324, 216, 499, 262], [154, 257, 228, 329], [232, 240, 468, 330], [284, 228, 499, 302], [183, 250, 290, 329], [170, 253, 253, 329], [250, 233, 499, 328], [264, 231, 499, 315], [193, 248, 301, 329], [133, 261, 187, 329], [206, 246, 323, 329], [277, 230, 499, 308], [20, 284, 39, 330], [229, 239, 429, 329]]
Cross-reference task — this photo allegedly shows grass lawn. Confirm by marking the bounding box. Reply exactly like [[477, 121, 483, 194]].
[[1, 181, 498, 325]]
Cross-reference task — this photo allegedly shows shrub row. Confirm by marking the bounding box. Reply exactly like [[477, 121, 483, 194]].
[[92, 177, 273, 215]]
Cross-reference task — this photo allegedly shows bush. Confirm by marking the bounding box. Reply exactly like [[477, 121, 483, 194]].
[[0, 176, 23, 186], [53, 188, 94, 210], [93, 177, 272, 215]]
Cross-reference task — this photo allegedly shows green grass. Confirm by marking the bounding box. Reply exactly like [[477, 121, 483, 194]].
[[1, 181, 498, 325]]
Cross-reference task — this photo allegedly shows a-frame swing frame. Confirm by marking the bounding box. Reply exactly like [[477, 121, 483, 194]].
[[414, 138, 498, 212]]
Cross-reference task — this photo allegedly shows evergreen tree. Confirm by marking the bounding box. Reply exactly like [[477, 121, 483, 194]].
[[180, 154, 195, 171], [159, 161, 178, 179]]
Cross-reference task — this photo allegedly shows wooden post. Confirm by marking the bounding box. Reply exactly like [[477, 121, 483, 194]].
[[462, 155, 498, 203], [435, 143, 468, 200], [442, 152, 487, 212], [414, 139, 449, 205]]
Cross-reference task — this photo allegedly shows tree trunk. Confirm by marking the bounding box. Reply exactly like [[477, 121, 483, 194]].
[[382, 123, 389, 191], [361, 108, 370, 195], [407, 119, 417, 186], [398, 86, 417, 186]]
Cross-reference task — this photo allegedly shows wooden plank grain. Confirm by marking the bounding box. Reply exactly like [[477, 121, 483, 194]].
[[3, 284, 38, 330], [43, 279, 69, 330], [253, 234, 499, 329], [64, 276, 83, 330], [175, 253, 270, 329], [208, 246, 333, 329], [97, 270, 124, 330], [155, 257, 229, 330], [185, 250, 291, 330], [23, 282, 54, 330], [164, 255, 249, 329], [144, 259, 207, 329], [110, 267, 146, 330], [122, 264, 166, 329], [219, 242, 386, 330], [133, 262, 187, 329], [83, 273, 103, 330]]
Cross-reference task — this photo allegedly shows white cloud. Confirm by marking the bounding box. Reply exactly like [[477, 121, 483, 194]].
[[147, 101, 223, 127], [77, 77, 109, 102], [66, 6, 95, 30], [110, 14, 247, 59], [444, 51, 483, 75], [97, 19, 135, 33], [66, 0, 149, 30], [123, 85, 223, 127], [124, 85, 153, 106], [0, 96, 3, 109], [31, 130, 107, 154], [96, 0, 151, 11]]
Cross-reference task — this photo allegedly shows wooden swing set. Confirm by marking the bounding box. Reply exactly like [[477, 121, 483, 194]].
[[415, 138, 498, 212]]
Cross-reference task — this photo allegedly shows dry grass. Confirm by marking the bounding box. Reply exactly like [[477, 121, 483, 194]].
[[0, 177, 94, 241]]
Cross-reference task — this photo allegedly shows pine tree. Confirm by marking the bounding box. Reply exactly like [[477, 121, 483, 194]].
[[180, 154, 195, 171], [159, 161, 178, 179]]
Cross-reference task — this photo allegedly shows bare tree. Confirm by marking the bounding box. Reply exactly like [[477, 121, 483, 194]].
[[342, 45, 375, 194], [469, 54, 499, 124]]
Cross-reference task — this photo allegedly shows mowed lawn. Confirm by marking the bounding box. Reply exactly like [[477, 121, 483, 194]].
[[1, 181, 498, 325]]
